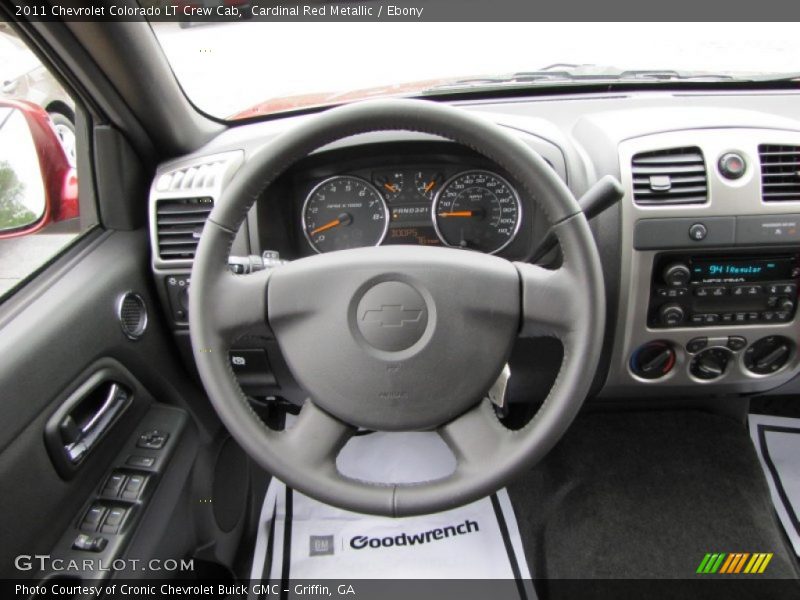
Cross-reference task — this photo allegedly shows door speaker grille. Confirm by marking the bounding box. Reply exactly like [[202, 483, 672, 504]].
[[118, 293, 148, 340]]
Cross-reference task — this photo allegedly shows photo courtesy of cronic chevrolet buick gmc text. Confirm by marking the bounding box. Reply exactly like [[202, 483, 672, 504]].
[[1, 5, 800, 600]]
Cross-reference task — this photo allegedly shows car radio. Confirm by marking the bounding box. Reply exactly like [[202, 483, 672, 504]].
[[648, 253, 800, 328]]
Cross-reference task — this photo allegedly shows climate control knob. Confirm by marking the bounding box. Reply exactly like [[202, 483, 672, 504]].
[[659, 303, 685, 326], [663, 263, 691, 287], [690, 347, 731, 380], [630, 341, 676, 380], [744, 336, 793, 375]]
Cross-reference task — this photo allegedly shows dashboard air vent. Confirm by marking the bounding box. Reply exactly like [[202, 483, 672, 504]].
[[631, 147, 707, 205], [155, 159, 227, 193], [758, 144, 800, 202], [155, 197, 213, 260]]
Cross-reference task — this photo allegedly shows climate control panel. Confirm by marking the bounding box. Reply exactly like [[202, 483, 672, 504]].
[[648, 253, 800, 328]]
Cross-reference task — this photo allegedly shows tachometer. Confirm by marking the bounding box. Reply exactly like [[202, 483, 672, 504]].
[[433, 170, 521, 254], [303, 176, 389, 253]]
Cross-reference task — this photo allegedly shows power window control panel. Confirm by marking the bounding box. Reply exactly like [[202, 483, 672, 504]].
[[45, 404, 186, 585]]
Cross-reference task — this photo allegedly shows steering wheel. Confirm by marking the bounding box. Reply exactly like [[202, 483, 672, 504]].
[[189, 99, 605, 517]]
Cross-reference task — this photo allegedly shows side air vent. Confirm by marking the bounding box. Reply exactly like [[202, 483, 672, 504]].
[[631, 147, 708, 205], [155, 197, 213, 260], [759, 144, 800, 202], [155, 159, 227, 193]]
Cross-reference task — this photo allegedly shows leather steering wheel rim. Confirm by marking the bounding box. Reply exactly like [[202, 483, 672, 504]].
[[189, 99, 605, 517]]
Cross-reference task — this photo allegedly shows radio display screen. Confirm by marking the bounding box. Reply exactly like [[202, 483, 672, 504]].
[[691, 258, 794, 283]]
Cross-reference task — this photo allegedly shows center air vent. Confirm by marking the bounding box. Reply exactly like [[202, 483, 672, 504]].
[[632, 147, 707, 205], [758, 144, 800, 202], [155, 197, 213, 260]]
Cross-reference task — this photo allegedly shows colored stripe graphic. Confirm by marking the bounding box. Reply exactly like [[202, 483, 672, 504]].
[[699, 552, 773, 574]]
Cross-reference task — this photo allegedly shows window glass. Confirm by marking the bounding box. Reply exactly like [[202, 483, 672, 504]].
[[0, 23, 92, 299]]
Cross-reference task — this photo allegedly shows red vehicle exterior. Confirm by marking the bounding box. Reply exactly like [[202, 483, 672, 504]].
[[0, 98, 78, 239]]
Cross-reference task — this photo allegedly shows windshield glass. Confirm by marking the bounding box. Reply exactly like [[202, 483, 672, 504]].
[[151, 22, 800, 120]]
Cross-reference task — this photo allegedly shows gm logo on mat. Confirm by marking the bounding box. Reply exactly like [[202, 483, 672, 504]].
[[696, 552, 773, 574]]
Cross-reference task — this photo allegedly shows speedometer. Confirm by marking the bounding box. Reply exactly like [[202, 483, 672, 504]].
[[302, 176, 389, 253], [433, 170, 521, 254]]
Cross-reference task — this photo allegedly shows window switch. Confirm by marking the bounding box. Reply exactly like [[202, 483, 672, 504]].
[[80, 504, 107, 532], [102, 471, 127, 497], [126, 455, 155, 468], [137, 430, 169, 450], [72, 533, 108, 552], [121, 474, 148, 500], [100, 506, 128, 534]]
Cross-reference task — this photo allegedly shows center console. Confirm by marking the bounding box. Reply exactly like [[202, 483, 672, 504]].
[[604, 128, 800, 396]]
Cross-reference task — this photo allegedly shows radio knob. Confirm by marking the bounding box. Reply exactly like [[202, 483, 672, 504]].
[[659, 303, 685, 326], [663, 263, 691, 287]]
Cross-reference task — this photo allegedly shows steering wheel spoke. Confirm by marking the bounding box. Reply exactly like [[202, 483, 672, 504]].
[[280, 400, 357, 469], [208, 268, 273, 342], [438, 399, 510, 468], [515, 262, 578, 338]]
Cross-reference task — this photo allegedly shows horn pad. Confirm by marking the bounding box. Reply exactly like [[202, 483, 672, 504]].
[[267, 246, 520, 431]]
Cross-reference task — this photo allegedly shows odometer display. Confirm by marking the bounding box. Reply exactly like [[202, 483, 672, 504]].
[[302, 176, 389, 253], [433, 170, 521, 254]]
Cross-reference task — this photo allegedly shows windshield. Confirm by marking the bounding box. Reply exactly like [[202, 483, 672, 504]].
[[151, 22, 800, 120]]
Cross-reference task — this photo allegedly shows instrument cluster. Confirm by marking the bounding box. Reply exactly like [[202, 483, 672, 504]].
[[300, 166, 522, 255]]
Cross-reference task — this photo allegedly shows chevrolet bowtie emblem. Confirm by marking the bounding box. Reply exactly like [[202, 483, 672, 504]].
[[361, 305, 423, 328]]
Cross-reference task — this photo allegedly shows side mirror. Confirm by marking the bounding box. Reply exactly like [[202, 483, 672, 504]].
[[0, 99, 77, 239]]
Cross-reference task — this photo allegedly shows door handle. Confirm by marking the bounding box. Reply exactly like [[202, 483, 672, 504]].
[[51, 381, 131, 465], [79, 383, 123, 437]]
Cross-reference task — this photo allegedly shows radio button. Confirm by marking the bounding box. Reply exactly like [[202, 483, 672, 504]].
[[704, 314, 720, 324], [695, 286, 727, 297], [762, 311, 776, 322], [687, 337, 709, 353], [690, 314, 705, 325], [657, 287, 688, 298], [775, 311, 792, 321], [721, 313, 735, 323], [734, 313, 748, 323], [747, 312, 760, 321], [732, 285, 763, 297], [767, 283, 797, 296]]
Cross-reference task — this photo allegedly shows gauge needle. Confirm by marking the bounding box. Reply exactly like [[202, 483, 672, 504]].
[[438, 210, 475, 218], [424, 181, 436, 193], [310, 219, 341, 235], [310, 213, 352, 235], [384, 183, 399, 193]]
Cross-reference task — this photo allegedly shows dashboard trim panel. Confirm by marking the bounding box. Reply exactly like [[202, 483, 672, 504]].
[[603, 128, 800, 396]]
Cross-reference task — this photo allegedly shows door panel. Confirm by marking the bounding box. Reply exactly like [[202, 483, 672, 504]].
[[0, 229, 208, 577]]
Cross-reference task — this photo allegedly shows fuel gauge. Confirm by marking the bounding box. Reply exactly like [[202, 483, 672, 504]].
[[374, 171, 404, 201], [415, 170, 444, 200]]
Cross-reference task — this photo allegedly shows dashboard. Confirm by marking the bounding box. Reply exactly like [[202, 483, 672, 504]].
[[148, 89, 800, 405]]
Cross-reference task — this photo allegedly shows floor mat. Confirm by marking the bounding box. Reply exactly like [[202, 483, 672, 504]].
[[749, 413, 800, 556], [506, 410, 800, 585], [249, 431, 534, 598]]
